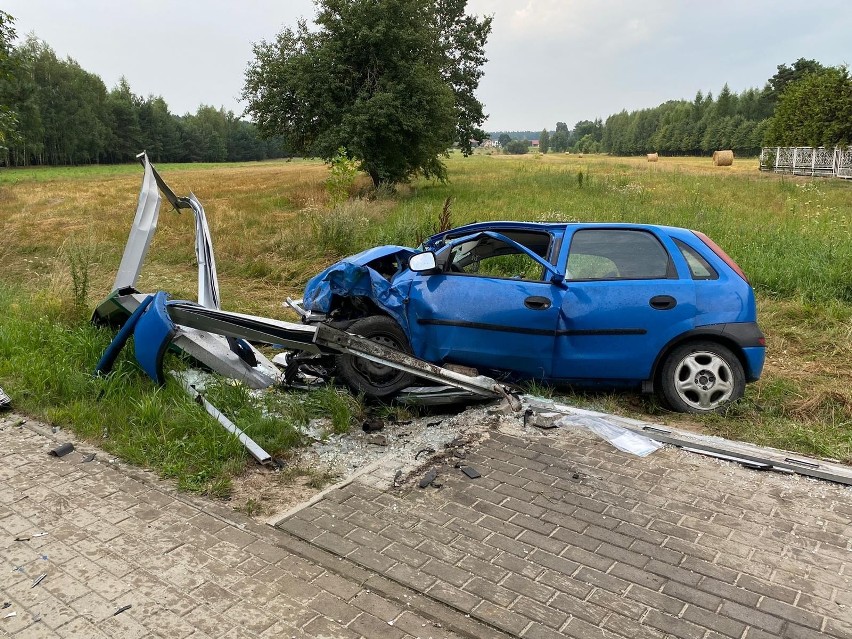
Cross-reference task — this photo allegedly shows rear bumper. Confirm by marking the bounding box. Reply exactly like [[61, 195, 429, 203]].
[[741, 346, 766, 382]]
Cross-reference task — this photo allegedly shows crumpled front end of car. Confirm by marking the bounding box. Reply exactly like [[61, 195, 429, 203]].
[[302, 245, 416, 332]]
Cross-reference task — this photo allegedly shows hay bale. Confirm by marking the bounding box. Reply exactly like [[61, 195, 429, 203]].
[[713, 150, 734, 166], [647, 153, 659, 162]]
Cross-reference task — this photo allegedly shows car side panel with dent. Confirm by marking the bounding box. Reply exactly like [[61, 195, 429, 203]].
[[406, 273, 562, 378], [406, 232, 564, 378]]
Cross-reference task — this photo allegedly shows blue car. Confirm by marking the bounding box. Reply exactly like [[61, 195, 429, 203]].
[[302, 222, 765, 413]]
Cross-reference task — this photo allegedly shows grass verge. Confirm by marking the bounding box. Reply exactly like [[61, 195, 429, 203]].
[[0, 285, 362, 496]]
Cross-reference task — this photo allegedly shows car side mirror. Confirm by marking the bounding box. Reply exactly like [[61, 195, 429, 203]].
[[409, 251, 438, 273]]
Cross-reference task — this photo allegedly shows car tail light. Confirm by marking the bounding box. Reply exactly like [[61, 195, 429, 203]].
[[692, 231, 749, 283]]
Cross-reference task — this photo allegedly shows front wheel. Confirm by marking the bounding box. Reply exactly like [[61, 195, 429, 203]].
[[658, 341, 745, 414], [334, 315, 415, 398]]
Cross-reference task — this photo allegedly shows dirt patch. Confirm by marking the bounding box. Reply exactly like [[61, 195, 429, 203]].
[[229, 402, 505, 518]]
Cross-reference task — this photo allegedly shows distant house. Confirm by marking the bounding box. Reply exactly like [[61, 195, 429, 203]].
[[482, 139, 500, 148], [531, 140, 539, 147]]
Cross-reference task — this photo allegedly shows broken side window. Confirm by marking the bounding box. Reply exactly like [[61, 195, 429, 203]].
[[446, 231, 552, 281]]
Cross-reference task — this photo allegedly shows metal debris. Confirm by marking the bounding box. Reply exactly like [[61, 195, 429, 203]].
[[414, 447, 435, 460], [48, 443, 74, 458], [31, 574, 46, 588], [177, 374, 273, 466], [4, 611, 15, 619], [0, 386, 10, 410], [81, 453, 96, 463], [114, 604, 132, 616], [418, 468, 438, 488]]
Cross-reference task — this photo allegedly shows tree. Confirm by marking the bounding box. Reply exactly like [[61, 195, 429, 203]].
[[550, 129, 570, 153], [765, 66, 852, 147], [497, 132, 511, 148], [539, 129, 549, 154], [0, 11, 18, 150], [767, 58, 826, 104], [243, 0, 492, 186], [504, 139, 528, 154]]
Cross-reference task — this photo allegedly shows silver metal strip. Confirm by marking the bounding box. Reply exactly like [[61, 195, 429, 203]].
[[177, 375, 272, 465], [314, 324, 502, 398], [523, 396, 852, 486]]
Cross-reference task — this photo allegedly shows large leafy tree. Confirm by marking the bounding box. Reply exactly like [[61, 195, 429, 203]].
[[766, 58, 826, 104], [242, 0, 492, 186], [765, 66, 852, 147]]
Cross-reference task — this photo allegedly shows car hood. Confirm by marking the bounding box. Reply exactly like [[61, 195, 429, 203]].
[[302, 245, 416, 329]]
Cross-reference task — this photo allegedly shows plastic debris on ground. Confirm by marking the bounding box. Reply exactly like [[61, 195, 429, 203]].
[[0, 387, 10, 410], [555, 414, 663, 457]]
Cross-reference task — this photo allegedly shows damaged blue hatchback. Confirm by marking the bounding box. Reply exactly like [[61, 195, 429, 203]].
[[302, 222, 765, 413]]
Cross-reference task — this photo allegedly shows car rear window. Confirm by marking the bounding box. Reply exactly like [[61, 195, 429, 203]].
[[567, 229, 674, 280], [674, 239, 718, 280]]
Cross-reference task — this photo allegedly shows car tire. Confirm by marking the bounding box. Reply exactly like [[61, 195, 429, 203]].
[[658, 341, 745, 414], [334, 315, 415, 399]]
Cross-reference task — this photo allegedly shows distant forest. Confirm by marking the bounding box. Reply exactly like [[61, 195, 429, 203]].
[[496, 58, 852, 157], [0, 15, 287, 167], [1, 7, 849, 167]]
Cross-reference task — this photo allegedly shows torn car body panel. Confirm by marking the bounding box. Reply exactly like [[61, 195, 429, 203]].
[[113, 154, 160, 290], [303, 245, 415, 332]]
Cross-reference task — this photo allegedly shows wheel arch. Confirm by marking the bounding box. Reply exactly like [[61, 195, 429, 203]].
[[649, 328, 749, 392]]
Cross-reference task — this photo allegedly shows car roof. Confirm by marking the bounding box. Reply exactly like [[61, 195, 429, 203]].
[[426, 220, 693, 242]]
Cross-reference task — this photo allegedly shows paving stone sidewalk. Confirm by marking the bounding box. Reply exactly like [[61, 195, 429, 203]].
[[277, 423, 852, 639], [0, 417, 477, 639]]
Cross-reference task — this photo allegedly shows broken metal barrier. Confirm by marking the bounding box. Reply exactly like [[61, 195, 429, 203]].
[[523, 396, 852, 486], [94, 289, 505, 465], [94, 153, 506, 465], [96, 290, 504, 402]]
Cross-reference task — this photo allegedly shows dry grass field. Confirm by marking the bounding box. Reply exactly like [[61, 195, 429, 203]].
[[0, 152, 849, 492]]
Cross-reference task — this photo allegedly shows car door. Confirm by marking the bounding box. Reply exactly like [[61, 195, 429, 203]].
[[552, 227, 696, 381], [406, 232, 564, 379]]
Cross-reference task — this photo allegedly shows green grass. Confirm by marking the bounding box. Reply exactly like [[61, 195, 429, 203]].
[[0, 152, 850, 493], [0, 285, 362, 496]]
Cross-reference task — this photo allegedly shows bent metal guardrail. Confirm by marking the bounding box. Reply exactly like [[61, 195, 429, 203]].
[[760, 146, 852, 179]]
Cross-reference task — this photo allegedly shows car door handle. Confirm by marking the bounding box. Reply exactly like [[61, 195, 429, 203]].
[[649, 295, 677, 310], [524, 296, 551, 310]]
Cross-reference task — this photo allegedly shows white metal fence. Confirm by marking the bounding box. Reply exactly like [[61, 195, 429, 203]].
[[760, 146, 852, 179]]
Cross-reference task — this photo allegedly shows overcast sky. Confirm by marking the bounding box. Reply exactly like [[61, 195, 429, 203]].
[[4, 0, 850, 132]]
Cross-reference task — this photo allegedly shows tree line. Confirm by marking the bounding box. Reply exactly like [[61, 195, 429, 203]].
[[509, 59, 851, 157], [0, 13, 287, 167]]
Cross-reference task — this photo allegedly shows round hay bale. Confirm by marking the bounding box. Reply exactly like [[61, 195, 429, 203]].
[[647, 153, 659, 162], [713, 150, 734, 166]]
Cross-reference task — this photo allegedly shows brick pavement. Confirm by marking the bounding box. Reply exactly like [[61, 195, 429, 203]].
[[0, 416, 481, 638], [4, 410, 852, 639], [277, 422, 852, 639]]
